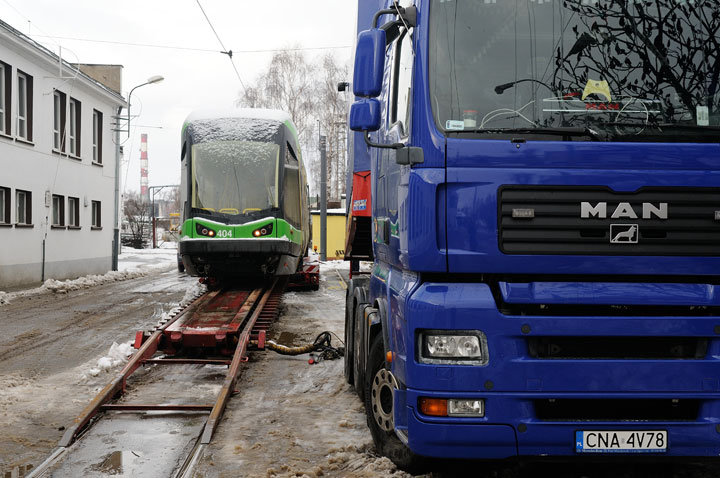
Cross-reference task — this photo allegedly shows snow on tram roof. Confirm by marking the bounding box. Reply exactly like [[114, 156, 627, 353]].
[[185, 108, 292, 125]]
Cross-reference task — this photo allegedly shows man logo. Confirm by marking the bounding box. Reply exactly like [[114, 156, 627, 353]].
[[580, 202, 668, 220], [610, 224, 639, 244]]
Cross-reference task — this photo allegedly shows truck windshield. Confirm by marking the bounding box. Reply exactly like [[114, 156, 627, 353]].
[[191, 141, 279, 218], [429, 0, 720, 141]]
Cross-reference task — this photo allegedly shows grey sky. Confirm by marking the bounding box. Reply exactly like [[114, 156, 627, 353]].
[[0, 0, 356, 195]]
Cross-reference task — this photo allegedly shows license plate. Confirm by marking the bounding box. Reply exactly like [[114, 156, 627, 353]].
[[576, 430, 667, 453]]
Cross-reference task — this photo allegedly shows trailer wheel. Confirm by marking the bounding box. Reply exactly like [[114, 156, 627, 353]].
[[364, 334, 425, 473]]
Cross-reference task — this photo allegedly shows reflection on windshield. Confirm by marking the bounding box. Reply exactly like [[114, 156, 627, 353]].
[[429, 0, 720, 140], [191, 141, 279, 216]]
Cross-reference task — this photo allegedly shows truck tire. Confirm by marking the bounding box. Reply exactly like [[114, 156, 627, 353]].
[[364, 334, 425, 473], [344, 287, 355, 385], [353, 304, 368, 402]]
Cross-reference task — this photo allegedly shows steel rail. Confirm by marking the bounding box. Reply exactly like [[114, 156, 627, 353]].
[[58, 290, 218, 448], [29, 279, 286, 478], [200, 278, 279, 444]]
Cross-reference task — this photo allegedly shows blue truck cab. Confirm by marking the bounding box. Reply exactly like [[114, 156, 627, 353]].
[[343, 0, 720, 470]]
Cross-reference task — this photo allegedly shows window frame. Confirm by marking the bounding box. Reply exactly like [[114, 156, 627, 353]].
[[389, 26, 415, 139], [0, 61, 8, 136], [52, 194, 65, 227], [68, 196, 80, 228], [0, 186, 9, 225], [16, 70, 32, 142], [92, 109, 103, 164], [15, 189, 31, 226], [53, 90, 67, 152], [91, 200, 102, 229], [282, 142, 302, 228], [69, 97, 81, 157]]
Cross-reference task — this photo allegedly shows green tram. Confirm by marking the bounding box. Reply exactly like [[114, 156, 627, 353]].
[[178, 109, 310, 279]]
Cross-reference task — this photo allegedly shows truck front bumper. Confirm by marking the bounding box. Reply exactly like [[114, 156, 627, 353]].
[[393, 281, 720, 459]]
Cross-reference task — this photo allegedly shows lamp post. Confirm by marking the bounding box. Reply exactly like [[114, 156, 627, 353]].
[[112, 75, 164, 271]]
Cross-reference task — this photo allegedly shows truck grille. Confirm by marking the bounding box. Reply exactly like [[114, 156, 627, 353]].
[[499, 186, 720, 255], [534, 399, 700, 422], [527, 337, 708, 360]]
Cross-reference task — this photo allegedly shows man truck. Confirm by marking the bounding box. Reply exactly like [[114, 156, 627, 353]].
[[343, 0, 720, 470]]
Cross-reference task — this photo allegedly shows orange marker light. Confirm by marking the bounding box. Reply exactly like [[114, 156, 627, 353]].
[[419, 397, 448, 417], [253, 230, 261, 237], [385, 351, 393, 363]]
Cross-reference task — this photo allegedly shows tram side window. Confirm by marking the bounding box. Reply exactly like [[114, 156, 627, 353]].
[[283, 143, 301, 228]]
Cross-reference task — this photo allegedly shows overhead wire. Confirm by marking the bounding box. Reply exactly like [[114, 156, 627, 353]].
[[195, 0, 246, 91], [29, 35, 352, 54]]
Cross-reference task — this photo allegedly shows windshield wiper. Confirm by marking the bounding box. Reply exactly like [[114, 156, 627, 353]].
[[460, 126, 603, 141], [607, 122, 720, 141]]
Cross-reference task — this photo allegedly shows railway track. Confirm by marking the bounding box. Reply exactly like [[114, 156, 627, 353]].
[[28, 278, 286, 477]]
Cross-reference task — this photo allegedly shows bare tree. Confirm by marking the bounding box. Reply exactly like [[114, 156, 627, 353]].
[[315, 53, 350, 202], [123, 192, 151, 249], [237, 49, 350, 200]]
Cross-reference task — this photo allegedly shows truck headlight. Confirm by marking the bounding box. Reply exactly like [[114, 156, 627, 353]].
[[419, 331, 488, 365]]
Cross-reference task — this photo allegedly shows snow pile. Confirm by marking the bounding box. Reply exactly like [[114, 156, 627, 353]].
[[87, 342, 134, 377], [44, 269, 154, 294], [265, 444, 413, 478], [0, 250, 177, 306]]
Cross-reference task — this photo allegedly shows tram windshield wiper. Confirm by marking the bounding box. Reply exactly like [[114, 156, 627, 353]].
[[461, 126, 603, 141]]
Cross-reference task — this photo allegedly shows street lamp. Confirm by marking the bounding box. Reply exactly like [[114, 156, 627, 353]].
[[126, 75, 164, 133], [112, 75, 164, 271]]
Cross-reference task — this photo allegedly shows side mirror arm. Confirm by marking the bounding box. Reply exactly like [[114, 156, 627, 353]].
[[363, 131, 403, 150], [362, 132, 424, 166]]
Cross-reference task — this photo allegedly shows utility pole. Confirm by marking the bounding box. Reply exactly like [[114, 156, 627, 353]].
[[112, 106, 122, 271], [319, 135, 327, 261]]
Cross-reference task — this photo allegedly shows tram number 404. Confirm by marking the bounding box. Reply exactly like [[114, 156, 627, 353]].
[[217, 230, 233, 238]]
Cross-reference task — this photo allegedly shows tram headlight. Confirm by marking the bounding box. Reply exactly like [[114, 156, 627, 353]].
[[252, 223, 274, 237], [195, 223, 217, 237]]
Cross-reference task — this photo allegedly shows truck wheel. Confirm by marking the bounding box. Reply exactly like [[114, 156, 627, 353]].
[[364, 334, 425, 473], [353, 304, 368, 402], [344, 289, 355, 385]]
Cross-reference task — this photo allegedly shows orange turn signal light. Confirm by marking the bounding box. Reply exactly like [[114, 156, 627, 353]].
[[419, 397, 448, 417]]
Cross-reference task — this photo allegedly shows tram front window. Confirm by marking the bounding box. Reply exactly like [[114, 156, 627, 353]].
[[191, 140, 279, 217]]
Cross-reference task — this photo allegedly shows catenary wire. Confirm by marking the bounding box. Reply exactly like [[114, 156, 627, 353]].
[[195, 0, 246, 91], [30, 35, 352, 54]]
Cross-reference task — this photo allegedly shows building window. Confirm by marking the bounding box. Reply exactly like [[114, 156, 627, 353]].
[[69, 97, 81, 157], [93, 109, 102, 164], [68, 196, 80, 228], [16, 71, 32, 142], [0, 186, 9, 224], [16, 189, 31, 225], [0, 61, 10, 135], [52, 194, 65, 227], [53, 90, 66, 151], [92, 200, 101, 229]]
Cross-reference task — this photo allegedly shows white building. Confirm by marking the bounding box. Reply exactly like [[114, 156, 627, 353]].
[[0, 19, 126, 288]]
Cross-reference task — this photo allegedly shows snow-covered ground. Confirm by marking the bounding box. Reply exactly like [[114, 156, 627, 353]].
[[0, 244, 179, 306]]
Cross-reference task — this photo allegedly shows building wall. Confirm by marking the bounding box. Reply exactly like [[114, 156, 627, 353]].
[[310, 211, 347, 260], [0, 26, 124, 288]]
